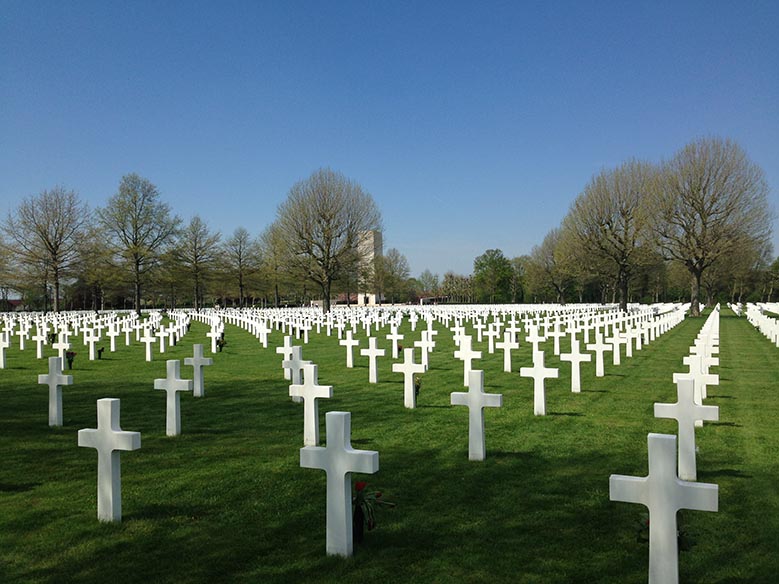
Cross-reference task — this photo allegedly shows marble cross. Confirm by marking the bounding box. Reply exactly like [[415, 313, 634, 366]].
[[339, 330, 359, 368], [78, 398, 141, 522], [38, 356, 73, 426], [454, 335, 481, 387], [560, 337, 591, 393], [610, 433, 718, 584], [655, 377, 719, 481], [184, 344, 213, 398], [392, 348, 425, 408], [360, 337, 385, 384], [154, 360, 193, 436], [450, 370, 502, 461], [289, 363, 333, 446], [495, 331, 519, 373], [300, 411, 379, 557], [276, 336, 295, 380], [519, 350, 558, 415]]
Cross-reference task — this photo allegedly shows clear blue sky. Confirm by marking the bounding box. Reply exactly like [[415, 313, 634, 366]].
[[2, 1, 777, 276]]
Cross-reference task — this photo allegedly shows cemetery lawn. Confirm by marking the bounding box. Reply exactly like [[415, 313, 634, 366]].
[[1, 309, 777, 583]]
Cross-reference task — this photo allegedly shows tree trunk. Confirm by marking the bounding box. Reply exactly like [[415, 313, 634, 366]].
[[322, 279, 332, 313], [618, 270, 629, 312], [690, 269, 702, 317]]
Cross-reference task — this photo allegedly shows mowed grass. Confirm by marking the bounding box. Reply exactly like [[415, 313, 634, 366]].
[[0, 308, 777, 583]]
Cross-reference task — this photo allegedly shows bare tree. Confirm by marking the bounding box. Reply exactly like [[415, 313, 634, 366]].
[[2, 186, 89, 312], [98, 174, 180, 315], [652, 137, 772, 316], [223, 227, 262, 307], [417, 269, 440, 296], [275, 168, 382, 312], [176, 216, 221, 310], [260, 222, 291, 307], [562, 160, 655, 311]]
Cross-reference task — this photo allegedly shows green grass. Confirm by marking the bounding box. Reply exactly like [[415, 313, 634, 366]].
[[1, 308, 777, 583]]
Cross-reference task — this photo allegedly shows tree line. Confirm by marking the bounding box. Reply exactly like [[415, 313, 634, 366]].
[[416, 137, 776, 316], [0, 168, 416, 313], [1, 137, 775, 314]]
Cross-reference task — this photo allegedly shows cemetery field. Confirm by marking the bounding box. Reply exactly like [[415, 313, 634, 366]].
[[1, 309, 777, 583]]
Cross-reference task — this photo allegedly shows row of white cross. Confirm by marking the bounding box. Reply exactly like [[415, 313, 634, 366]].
[[610, 307, 721, 584]]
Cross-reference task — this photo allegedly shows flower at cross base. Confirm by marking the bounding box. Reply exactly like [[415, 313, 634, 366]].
[[352, 480, 395, 543]]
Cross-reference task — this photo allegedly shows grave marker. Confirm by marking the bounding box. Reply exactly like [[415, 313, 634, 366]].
[[300, 411, 379, 557], [184, 344, 213, 398], [450, 370, 502, 461], [78, 398, 141, 522], [154, 360, 194, 436], [610, 433, 718, 584], [38, 356, 73, 426], [290, 363, 333, 446]]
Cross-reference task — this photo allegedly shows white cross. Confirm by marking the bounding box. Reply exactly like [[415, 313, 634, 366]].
[[454, 335, 481, 387], [655, 377, 719, 481], [505, 320, 522, 344], [495, 331, 519, 373], [386, 327, 404, 359], [155, 326, 168, 353], [282, 345, 312, 404], [520, 350, 558, 416], [392, 348, 425, 408], [300, 411, 379, 557], [140, 329, 156, 362], [547, 321, 566, 356], [106, 324, 120, 352], [32, 328, 47, 359], [586, 333, 611, 377], [184, 344, 213, 398], [206, 327, 221, 354], [78, 398, 141, 522], [414, 330, 435, 370], [524, 324, 546, 354], [38, 356, 73, 426], [473, 320, 486, 343], [0, 332, 9, 369], [450, 370, 502, 461], [16, 325, 27, 351], [483, 324, 500, 354], [610, 433, 718, 584], [290, 363, 333, 446], [360, 337, 385, 384], [276, 336, 295, 380], [52, 333, 70, 361], [606, 331, 625, 366], [84, 328, 100, 361], [339, 330, 359, 368], [154, 360, 193, 436], [257, 320, 271, 348], [560, 338, 591, 393]]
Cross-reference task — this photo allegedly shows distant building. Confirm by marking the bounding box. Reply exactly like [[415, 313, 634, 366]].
[[357, 230, 383, 305]]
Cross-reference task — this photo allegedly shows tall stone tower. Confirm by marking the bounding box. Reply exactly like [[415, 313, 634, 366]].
[[357, 230, 383, 305]]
